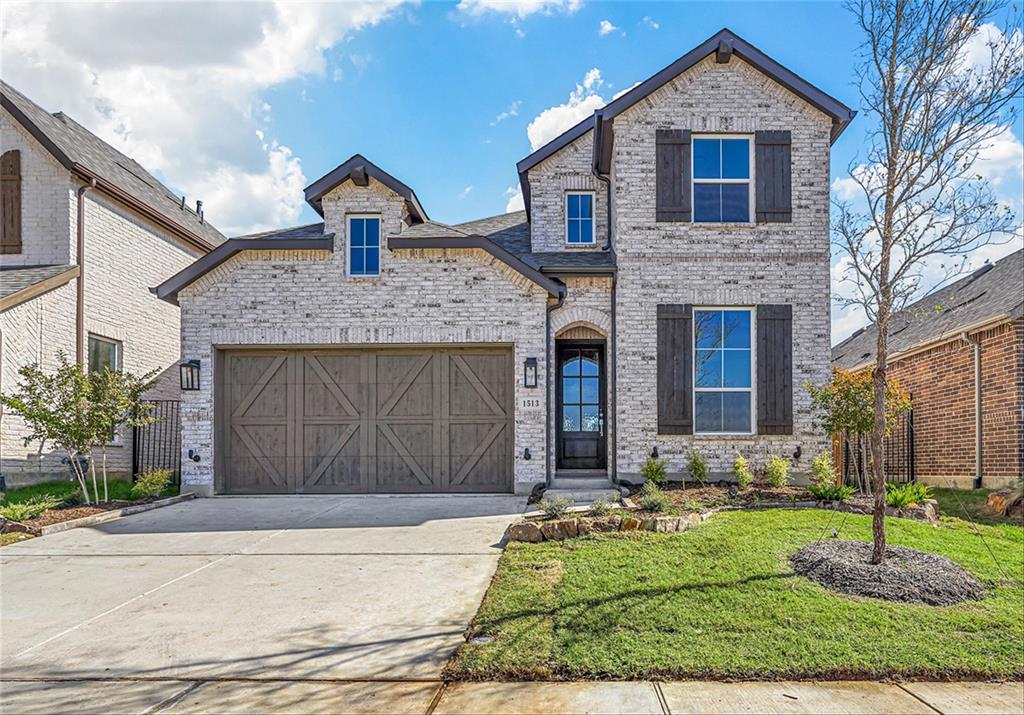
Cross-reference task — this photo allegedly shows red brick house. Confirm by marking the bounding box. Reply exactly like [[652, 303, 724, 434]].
[[831, 249, 1023, 489]]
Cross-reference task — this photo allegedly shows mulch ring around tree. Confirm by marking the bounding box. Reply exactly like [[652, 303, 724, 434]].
[[791, 540, 987, 606]]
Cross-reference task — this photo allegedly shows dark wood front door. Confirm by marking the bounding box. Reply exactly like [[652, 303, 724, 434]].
[[556, 341, 606, 470], [217, 347, 513, 494]]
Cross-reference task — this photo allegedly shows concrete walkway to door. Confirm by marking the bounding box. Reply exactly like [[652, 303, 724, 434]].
[[0, 494, 525, 696]]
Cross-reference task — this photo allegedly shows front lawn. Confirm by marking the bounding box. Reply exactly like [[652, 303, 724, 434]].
[[447, 509, 1024, 681], [932, 487, 1021, 527], [2, 478, 177, 506]]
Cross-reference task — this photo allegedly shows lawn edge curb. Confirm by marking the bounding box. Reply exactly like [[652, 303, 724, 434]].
[[38, 493, 197, 535]]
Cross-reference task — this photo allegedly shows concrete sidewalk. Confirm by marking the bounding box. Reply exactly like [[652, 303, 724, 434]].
[[1, 678, 1020, 714]]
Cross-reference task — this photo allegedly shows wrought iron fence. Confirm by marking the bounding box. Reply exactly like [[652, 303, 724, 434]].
[[132, 400, 181, 487], [841, 409, 915, 486]]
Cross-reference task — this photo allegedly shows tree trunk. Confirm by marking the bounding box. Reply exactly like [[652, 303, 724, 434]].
[[89, 453, 100, 504], [870, 295, 893, 564], [70, 451, 90, 505], [102, 446, 108, 502]]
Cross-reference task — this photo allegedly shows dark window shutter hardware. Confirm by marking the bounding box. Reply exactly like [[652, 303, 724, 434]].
[[754, 130, 792, 224], [656, 129, 691, 223], [756, 304, 793, 435], [657, 303, 693, 434]]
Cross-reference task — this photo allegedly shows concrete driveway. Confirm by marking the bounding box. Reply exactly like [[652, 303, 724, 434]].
[[1, 495, 524, 692]]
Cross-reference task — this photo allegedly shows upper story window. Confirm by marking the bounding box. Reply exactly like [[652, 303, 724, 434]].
[[348, 215, 381, 277], [1, 149, 22, 255], [88, 334, 121, 374], [565, 192, 594, 245], [692, 136, 751, 223], [693, 308, 753, 434]]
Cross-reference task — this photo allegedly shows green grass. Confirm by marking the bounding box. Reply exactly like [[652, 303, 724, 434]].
[[447, 509, 1024, 681], [932, 487, 1021, 527], [1, 478, 177, 507]]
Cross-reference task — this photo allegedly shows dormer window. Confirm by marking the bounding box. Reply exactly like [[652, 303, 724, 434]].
[[565, 192, 594, 245], [692, 136, 752, 223], [348, 215, 381, 277]]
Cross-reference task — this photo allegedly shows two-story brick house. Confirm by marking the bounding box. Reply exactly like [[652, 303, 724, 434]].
[[1, 81, 226, 486], [155, 29, 854, 497]]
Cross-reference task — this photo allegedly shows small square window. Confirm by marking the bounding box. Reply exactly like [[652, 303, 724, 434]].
[[88, 335, 120, 374], [348, 216, 381, 277], [565, 192, 595, 244]]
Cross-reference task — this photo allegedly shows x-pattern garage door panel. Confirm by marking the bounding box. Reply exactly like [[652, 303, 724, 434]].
[[220, 347, 512, 494]]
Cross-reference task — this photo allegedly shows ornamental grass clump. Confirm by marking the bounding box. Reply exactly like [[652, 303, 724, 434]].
[[765, 454, 791, 488], [733, 454, 753, 488], [539, 495, 574, 520], [589, 497, 615, 516], [638, 482, 670, 513]]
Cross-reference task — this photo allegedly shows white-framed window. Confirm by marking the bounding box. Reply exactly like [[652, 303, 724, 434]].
[[87, 334, 121, 374], [693, 307, 755, 434], [692, 135, 753, 223], [565, 191, 595, 245], [347, 214, 381, 277]]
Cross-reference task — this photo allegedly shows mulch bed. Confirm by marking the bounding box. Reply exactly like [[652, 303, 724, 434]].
[[645, 483, 814, 510], [17, 496, 162, 529], [791, 540, 987, 606]]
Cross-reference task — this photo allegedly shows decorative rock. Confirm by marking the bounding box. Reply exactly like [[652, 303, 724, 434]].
[[0, 517, 37, 536], [640, 518, 657, 531], [507, 521, 543, 543], [577, 520, 592, 536], [679, 513, 701, 530], [620, 516, 640, 531], [541, 519, 578, 541], [590, 515, 622, 532]]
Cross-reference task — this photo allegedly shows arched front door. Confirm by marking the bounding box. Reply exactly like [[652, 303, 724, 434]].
[[555, 340, 607, 470]]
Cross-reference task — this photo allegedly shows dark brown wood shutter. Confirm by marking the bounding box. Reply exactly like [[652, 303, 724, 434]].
[[754, 131, 792, 223], [1, 150, 22, 255], [657, 304, 693, 434], [756, 304, 793, 435], [656, 129, 691, 222]]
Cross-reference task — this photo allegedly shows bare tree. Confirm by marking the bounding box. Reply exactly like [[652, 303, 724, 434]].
[[835, 0, 1023, 564]]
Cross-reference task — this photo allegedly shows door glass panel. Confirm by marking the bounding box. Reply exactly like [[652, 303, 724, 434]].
[[580, 354, 599, 376], [562, 406, 581, 431], [581, 377, 599, 403], [564, 357, 581, 376], [581, 405, 600, 432], [563, 377, 580, 404]]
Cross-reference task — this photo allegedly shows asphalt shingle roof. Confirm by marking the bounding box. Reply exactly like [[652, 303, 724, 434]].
[[0, 264, 76, 300], [1, 80, 226, 248], [233, 222, 332, 241], [832, 249, 1024, 369]]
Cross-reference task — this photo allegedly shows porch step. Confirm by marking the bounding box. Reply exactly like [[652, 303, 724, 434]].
[[550, 476, 615, 490], [542, 487, 622, 505]]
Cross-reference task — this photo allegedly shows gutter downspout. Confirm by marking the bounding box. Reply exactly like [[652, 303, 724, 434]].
[[75, 179, 96, 366], [963, 332, 983, 488], [593, 110, 616, 483], [546, 287, 566, 485]]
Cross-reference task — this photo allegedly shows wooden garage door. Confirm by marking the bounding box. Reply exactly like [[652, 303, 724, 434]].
[[217, 347, 513, 494]]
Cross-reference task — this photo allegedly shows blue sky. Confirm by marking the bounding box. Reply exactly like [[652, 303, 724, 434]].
[[3, 1, 1021, 343]]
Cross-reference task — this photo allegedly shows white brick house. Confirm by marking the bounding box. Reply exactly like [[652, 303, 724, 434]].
[[156, 29, 854, 497], [1, 81, 225, 487]]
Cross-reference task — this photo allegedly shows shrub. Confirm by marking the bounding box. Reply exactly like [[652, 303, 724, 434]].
[[687, 449, 709, 484], [538, 495, 574, 520], [885, 482, 932, 509], [810, 450, 837, 488], [130, 468, 172, 500], [765, 454, 791, 488], [808, 483, 855, 502], [0, 494, 63, 522], [640, 455, 668, 485], [638, 482, 670, 512], [733, 454, 753, 488], [590, 497, 615, 516]]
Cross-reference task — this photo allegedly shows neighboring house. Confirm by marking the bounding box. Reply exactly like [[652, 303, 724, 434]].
[[832, 249, 1024, 489], [0, 81, 226, 487], [155, 29, 855, 497]]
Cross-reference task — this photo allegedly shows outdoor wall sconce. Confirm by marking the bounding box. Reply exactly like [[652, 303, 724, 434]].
[[523, 357, 538, 388], [523, 448, 532, 460], [180, 359, 201, 391], [651, 446, 659, 458], [793, 445, 802, 460], [187, 449, 201, 463]]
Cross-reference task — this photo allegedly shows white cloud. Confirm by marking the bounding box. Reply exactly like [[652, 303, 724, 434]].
[[505, 185, 525, 212], [526, 68, 606, 150], [598, 20, 618, 37], [456, 0, 582, 20], [0, 0, 407, 235], [641, 15, 659, 30], [491, 99, 522, 125], [957, 22, 1024, 76], [975, 126, 1024, 187], [459, 185, 474, 199]]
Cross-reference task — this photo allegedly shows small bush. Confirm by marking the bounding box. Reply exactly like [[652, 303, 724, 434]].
[[640, 455, 668, 485], [687, 449, 709, 484], [130, 468, 172, 500], [638, 482, 670, 512], [808, 483, 855, 502], [810, 451, 837, 488], [590, 497, 615, 516], [733, 454, 753, 488], [538, 495, 574, 519], [765, 454, 791, 488], [885, 482, 932, 509], [0, 494, 63, 522]]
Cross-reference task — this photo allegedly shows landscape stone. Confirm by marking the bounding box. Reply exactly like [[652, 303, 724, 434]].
[[507, 521, 543, 543]]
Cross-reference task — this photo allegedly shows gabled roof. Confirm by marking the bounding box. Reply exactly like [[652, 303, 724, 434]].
[[0, 80, 226, 251], [304, 154, 428, 224], [832, 249, 1024, 370], [0, 264, 80, 312], [516, 28, 856, 215]]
